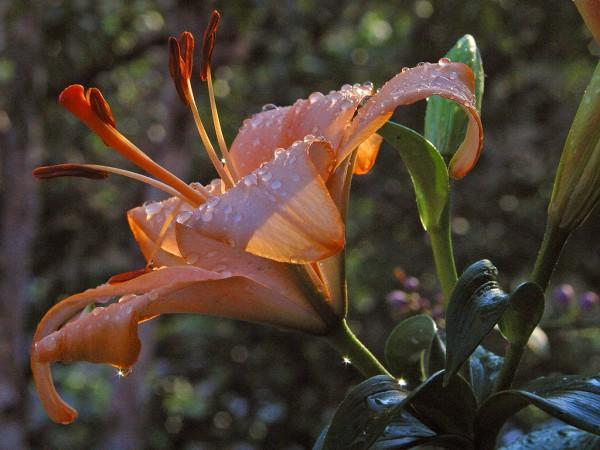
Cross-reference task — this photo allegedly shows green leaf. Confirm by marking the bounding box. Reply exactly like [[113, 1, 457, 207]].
[[407, 371, 477, 438], [378, 121, 449, 230], [424, 34, 484, 157], [322, 375, 406, 449], [476, 375, 600, 449], [445, 260, 509, 383], [499, 424, 600, 450], [384, 314, 438, 382], [499, 282, 545, 346], [469, 346, 503, 404], [425, 332, 447, 377]]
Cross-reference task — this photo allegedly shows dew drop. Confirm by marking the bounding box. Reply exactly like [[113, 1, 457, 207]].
[[303, 134, 315, 141], [221, 271, 233, 277], [244, 173, 258, 187], [233, 212, 242, 223], [261, 103, 278, 111], [401, 67, 409, 73], [224, 205, 233, 214], [417, 61, 425, 67], [261, 171, 273, 182], [363, 81, 374, 90], [176, 210, 193, 224], [149, 291, 159, 301], [308, 92, 324, 104], [201, 211, 213, 222], [271, 180, 282, 190], [438, 57, 451, 66], [145, 202, 162, 219]]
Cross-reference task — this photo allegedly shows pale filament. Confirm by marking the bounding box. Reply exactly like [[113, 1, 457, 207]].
[[80, 164, 200, 205], [184, 79, 235, 188], [145, 198, 184, 268], [206, 68, 240, 181]]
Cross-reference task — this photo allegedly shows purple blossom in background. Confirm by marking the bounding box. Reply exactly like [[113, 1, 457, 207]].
[[403, 276, 420, 292], [579, 291, 599, 311], [552, 283, 575, 310]]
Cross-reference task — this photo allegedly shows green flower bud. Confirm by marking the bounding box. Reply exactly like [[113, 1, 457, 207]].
[[548, 61, 600, 231]]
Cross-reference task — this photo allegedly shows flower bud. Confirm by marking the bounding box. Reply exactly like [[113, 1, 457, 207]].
[[574, 0, 600, 47], [548, 61, 600, 231]]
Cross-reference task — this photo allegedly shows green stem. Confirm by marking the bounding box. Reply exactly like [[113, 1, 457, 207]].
[[531, 220, 570, 292], [326, 319, 392, 378], [494, 343, 524, 392], [428, 199, 458, 302], [493, 221, 570, 393]]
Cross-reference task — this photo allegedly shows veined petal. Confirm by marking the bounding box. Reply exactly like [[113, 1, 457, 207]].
[[229, 84, 373, 177], [354, 134, 384, 175], [229, 106, 292, 177], [127, 196, 189, 264], [31, 265, 326, 424], [183, 139, 345, 263], [339, 62, 483, 179], [175, 222, 322, 319], [282, 83, 374, 151]]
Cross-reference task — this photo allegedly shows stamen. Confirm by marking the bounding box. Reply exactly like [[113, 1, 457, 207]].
[[59, 85, 208, 207], [88, 88, 116, 127], [145, 199, 183, 267], [200, 10, 220, 82], [199, 10, 239, 180], [34, 163, 198, 204], [33, 164, 109, 180], [184, 78, 235, 187], [168, 37, 189, 105], [108, 267, 153, 285], [205, 63, 240, 182]]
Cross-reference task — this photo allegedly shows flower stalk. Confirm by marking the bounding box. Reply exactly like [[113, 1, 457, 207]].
[[428, 198, 458, 302], [326, 319, 392, 378]]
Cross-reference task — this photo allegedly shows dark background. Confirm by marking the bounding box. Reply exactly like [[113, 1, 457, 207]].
[[1, 0, 600, 448]]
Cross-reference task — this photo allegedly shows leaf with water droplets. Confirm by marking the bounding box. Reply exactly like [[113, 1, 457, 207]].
[[469, 346, 504, 404], [499, 424, 600, 450], [445, 260, 509, 383], [475, 375, 600, 449], [424, 35, 484, 161], [378, 121, 449, 230]]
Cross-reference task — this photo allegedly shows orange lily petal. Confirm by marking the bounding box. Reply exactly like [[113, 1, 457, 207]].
[[174, 221, 323, 318], [282, 83, 374, 151], [127, 196, 188, 262], [229, 106, 292, 177], [229, 84, 374, 177], [353, 134, 384, 175], [31, 264, 327, 423], [339, 62, 483, 179], [182, 139, 344, 263]]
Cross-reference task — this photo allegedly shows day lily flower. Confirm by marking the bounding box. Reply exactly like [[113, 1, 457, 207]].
[[31, 10, 482, 424]]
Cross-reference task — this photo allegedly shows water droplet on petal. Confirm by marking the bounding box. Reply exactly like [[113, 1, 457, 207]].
[[244, 173, 258, 187], [233, 212, 242, 223], [417, 61, 425, 67], [438, 57, 451, 66], [261, 103, 278, 111], [148, 291, 159, 301], [176, 210, 193, 224], [145, 202, 162, 219], [224, 205, 233, 214], [401, 67, 409, 73], [261, 171, 272, 182], [271, 180, 281, 190], [363, 81, 374, 90], [308, 92, 324, 104], [201, 211, 213, 222], [303, 134, 315, 141]]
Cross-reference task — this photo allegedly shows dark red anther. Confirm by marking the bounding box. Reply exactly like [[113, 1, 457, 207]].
[[200, 10, 221, 81], [108, 267, 153, 284], [88, 88, 116, 127], [168, 36, 189, 105], [33, 164, 110, 180]]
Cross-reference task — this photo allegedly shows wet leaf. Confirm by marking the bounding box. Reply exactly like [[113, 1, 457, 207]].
[[378, 121, 449, 230], [499, 424, 600, 450], [469, 346, 504, 404], [384, 314, 438, 382], [445, 260, 509, 383], [476, 375, 600, 449], [425, 34, 484, 157]]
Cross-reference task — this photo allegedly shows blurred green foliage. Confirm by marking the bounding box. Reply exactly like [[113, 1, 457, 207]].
[[2, 0, 600, 448]]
